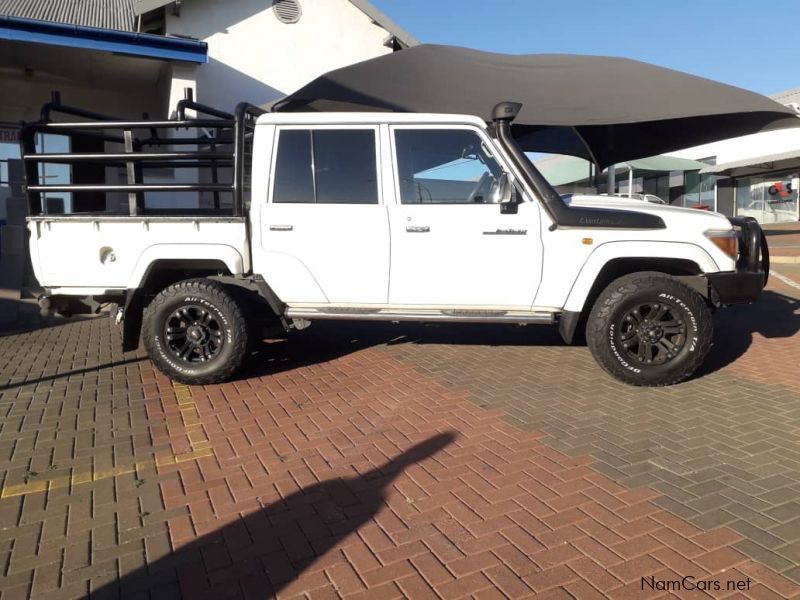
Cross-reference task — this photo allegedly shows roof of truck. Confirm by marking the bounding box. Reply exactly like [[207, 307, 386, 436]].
[[256, 112, 488, 127]]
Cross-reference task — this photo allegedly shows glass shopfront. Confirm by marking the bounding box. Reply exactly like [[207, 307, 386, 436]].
[[0, 127, 72, 220], [683, 170, 717, 210], [735, 172, 800, 224], [0, 127, 21, 224]]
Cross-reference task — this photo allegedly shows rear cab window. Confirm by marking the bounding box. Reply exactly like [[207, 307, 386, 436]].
[[272, 128, 379, 204]]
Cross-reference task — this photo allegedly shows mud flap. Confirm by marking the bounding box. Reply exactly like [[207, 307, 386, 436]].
[[121, 288, 143, 353], [558, 310, 582, 344]]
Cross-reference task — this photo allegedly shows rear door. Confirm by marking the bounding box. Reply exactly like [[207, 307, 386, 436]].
[[258, 126, 390, 304]]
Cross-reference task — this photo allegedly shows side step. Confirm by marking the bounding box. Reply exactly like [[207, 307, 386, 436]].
[[284, 306, 558, 325]]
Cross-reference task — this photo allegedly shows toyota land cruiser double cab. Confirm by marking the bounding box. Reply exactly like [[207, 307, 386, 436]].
[[23, 97, 769, 387]]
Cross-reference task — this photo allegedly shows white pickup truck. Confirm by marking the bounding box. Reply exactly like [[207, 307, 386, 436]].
[[23, 98, 769, 386]]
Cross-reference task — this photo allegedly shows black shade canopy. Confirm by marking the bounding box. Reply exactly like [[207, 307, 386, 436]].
[[273, 45, 799, 168]]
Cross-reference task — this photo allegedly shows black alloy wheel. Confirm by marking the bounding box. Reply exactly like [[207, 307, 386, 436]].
[[616, 301, 687, 366], [164, 305, 224, 363]]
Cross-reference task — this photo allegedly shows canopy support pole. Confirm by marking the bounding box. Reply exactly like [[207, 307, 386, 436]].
[[570, 126, 603, 192], [628, 167, 633, 198], [607, 164, 616, 195]]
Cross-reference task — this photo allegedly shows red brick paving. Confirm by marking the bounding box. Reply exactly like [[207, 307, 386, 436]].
[[2, 268, 800, 598], [143, 346, 799, 598]]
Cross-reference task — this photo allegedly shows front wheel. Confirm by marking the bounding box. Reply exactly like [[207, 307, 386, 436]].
[[586, 272, 712, 386], [142, 279, 248, 384]]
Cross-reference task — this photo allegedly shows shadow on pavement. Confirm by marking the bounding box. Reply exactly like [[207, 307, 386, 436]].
[[0, 357, 146, 391], [240, 290, 800, 383], [698, 290, 800, 376], [764, 228, 800, 237], [92, 432, 455, 599], [0, 297, 89, 337], [240, 319, 565, 380]]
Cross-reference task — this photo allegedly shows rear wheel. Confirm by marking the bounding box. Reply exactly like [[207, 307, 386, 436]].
[[586, 272, 712, 386], [142, 279, 248, 384]]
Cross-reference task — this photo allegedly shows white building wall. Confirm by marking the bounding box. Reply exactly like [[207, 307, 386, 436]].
[[165, 0, 396, 110], [667, 125, 800, 162], [0, 51, 168, 122]]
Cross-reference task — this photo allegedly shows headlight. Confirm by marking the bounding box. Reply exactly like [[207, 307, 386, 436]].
[[704, 229, 738, 260]]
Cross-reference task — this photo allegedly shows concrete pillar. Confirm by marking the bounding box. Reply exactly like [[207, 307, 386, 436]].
[[606, 165, 616, 195], [628, 167, 634, 198]]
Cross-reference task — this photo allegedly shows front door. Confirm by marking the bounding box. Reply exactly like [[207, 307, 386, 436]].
[[388, 126, 543, 308], [259, 126, 389, 304]]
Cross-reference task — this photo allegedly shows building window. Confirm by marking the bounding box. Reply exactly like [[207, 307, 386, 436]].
[[735, 172, 799, 224], [681, 157, 716, 210], [2, 130, 73, 216], [0, 127, 21, 224], [272, 129, 378, 204]]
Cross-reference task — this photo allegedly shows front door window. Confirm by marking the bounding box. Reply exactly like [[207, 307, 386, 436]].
[[394, 129, 506, 205]]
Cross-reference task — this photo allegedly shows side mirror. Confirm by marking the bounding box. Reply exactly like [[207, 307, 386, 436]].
[[492, 173, 514, 204]]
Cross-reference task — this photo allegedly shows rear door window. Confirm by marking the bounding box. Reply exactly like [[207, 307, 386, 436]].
[[272, 129, 378, 204]]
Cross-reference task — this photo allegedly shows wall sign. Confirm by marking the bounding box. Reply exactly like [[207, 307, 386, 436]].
[[768, 181, 793, 197], [0, 128, 20, 144]]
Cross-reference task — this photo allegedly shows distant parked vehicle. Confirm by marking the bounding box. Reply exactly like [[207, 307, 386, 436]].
[[613, 193, 668, 205], [737, 200, 797, 223]]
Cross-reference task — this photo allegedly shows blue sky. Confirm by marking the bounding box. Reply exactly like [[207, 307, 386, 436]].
[[372, 0, 799, 96]]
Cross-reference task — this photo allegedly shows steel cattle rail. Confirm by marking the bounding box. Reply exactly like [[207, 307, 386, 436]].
[[21, 90, 264, 217]]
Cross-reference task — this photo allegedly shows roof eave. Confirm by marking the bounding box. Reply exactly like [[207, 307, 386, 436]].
[[347, 0, 419, 48], [0, 15, 208, 63]]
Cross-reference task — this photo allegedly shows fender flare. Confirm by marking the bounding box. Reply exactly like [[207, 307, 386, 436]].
[[121, 244, 246, 352], [127, 244, 245, 289], [563, 241, 718, 314]]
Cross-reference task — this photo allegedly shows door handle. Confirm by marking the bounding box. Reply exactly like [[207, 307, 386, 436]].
[[269, 224, 293, 231], [406, 225, 430, 233]]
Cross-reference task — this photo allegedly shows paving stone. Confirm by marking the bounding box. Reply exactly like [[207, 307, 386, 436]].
[[728, 520, 786, 550], [770, 517, 800, 544], [767, 502, 800, 524]]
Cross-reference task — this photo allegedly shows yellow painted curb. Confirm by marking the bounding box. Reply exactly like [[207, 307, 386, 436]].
[[771, 255, 800, 264]]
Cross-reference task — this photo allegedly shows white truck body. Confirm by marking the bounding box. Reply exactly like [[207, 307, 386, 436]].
[[29, 112, 735, 309], [29, 216, 248, 294], [24, 104, 768, 386]]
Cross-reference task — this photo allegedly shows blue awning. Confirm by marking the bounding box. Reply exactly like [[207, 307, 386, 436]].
[[0, 15, 207, 63]]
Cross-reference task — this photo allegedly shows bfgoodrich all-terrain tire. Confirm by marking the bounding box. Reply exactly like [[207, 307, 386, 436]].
[[586, 272, 712, 387], [142, 279, 248, 385]]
